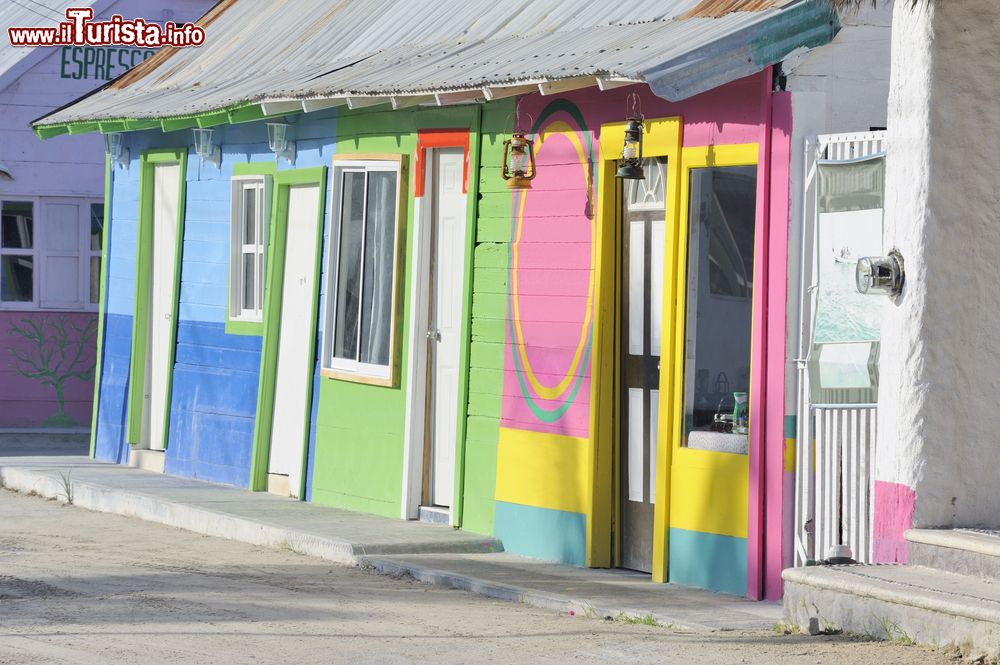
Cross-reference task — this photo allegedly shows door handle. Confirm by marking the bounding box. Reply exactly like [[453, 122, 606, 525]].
[[426, 329, 441, 342]]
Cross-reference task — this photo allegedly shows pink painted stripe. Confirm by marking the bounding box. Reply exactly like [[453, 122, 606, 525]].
[[764, 91, 793, 601], [746, 68, 774, 601], [873, 480, 915, 563]]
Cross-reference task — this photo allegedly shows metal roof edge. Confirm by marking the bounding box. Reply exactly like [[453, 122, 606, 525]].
[[645, 0, 840, 101]]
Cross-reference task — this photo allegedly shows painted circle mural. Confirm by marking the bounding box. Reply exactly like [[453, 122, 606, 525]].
[[507, 100, 596, 422]]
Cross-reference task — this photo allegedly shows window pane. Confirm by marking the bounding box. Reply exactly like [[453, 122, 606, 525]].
[[333, 171, 366, 361], [256, 251, 264, 312], [705, 168, 756, 298], [90, 256, 101, 303], [1, 255, 33, 301], [2, 201, 33, 249], [681, 166, 757, 455], [359, 171, 397, 366], [243, 186, 256, 245], [90, 203, 104, 250], [242, 253, 255, 311]]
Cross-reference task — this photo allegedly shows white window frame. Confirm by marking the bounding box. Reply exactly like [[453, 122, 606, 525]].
[[321, 156, 407, 386], [229, 175, 271, 323], [0, 196, 103, 312]]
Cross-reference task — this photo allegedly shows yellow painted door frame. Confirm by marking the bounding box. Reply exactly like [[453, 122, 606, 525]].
[[667, 144, 759, 580], [589, 117, 682, 577]]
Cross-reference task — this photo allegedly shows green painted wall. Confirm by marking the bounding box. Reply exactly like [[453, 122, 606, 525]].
[[458, 102, 513, 535], [312, 103, 513, 520]]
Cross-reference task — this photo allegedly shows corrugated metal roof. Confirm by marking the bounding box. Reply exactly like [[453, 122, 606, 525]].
[[34, 0, 840, 130]]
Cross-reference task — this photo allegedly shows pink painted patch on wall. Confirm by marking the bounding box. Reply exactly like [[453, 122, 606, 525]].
[[873, 480, 916, 563], [0, 311, 96, 428]]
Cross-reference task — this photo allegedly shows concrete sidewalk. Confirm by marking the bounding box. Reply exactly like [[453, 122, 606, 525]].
[[0, 439, 780, 631]]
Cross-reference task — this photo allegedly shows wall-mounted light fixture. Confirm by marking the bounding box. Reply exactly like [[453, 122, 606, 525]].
[[192, 127, 221, 168], [104, 132, 129, 169], [501, 100, 536, 190], [856, 249, 904, 297], [616, 91, 644, 180], [0, 159, 12, 181], [266, 122, 296, 165]]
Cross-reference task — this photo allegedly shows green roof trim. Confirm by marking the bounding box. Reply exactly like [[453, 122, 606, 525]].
[[67, 122, 99, 135], [97, 121, 128, 133], [32, 98, 305, 140], [124, 119, 162, 131], [160, 116, 199, 132], [196, 111, 230, 128]]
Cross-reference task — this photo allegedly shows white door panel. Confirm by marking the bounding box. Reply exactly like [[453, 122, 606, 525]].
[[145, 162, 180, 451], [429, 149, 466, 508], [269, 184, 321, 497]]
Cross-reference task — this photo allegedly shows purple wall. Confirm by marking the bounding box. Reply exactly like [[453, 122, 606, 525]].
[[0, 311, 97, 427], [0, 0, 213, 429]]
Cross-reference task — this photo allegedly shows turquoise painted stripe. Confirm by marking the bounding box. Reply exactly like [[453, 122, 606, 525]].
[[669, 528, 747, 596], [494, 501, 586, 566], [784, 415, 796, 439]]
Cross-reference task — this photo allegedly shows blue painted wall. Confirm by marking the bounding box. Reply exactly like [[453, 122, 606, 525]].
[[494, 501, 587, 566], [93, 111, 338, 487], [668, 528, 748, 596]]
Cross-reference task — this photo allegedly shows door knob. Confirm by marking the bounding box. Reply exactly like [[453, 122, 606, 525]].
[[427, 329, 441, 342]]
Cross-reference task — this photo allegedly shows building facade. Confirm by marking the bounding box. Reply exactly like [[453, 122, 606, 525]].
[[33, 0, 893, 600]]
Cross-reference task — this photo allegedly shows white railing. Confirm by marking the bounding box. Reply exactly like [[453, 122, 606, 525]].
[[793, 131, 886, 567], [812, 404, 877, 563]]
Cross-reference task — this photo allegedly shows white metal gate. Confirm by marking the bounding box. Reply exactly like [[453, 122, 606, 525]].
[[794, 132, 886, 566]]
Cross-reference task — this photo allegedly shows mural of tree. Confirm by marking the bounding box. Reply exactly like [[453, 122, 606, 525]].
[[8, 315, 97, 426]]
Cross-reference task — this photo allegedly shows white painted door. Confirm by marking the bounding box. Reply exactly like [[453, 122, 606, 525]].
[[141, 162, 180, 451], [428, 149, 466, 508], [268, 183, 321, 497]]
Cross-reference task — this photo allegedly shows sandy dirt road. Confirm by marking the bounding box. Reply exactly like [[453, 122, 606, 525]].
[[0, 488, 955, 665]]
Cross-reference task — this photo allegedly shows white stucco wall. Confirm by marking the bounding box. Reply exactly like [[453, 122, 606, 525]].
[[877, 0, 1000, 528]]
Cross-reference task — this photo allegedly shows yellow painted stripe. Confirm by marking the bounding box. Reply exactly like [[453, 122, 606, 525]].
[[784, 438, 796, 473], [495, 427, 590, 515], [669, 448, 749, 539], [681, 142, 759, 168]]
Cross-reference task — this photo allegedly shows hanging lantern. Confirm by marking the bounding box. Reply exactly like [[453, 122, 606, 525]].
[[616, 91, 645, 180], [502, 131, 536, 190], [616, 118, 645, 180]]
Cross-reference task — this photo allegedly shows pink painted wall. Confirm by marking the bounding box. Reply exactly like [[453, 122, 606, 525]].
[[500, 74, 793, 596], [873, 480, 915, 563], [502, 75, 772, 440], [763, 91, 793, 601], [0, 311, 97, 428]]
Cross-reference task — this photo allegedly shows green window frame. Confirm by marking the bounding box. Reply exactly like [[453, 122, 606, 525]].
[[226, 162, 277, 336]]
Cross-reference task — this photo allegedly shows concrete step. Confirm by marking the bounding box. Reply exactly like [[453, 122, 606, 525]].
[[418, 505, 450, 525], [783, 563, 1000, 657], [908, 528, 1000, 581]]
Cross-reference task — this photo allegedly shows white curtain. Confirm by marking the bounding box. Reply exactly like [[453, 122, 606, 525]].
[[359, 171, 396, 366]]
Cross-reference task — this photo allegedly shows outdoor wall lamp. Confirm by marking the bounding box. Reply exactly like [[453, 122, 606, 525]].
[[856, 249, 904, 297], [0, 159, 12, 181], [192, 127, 221, 168], [266, 122, 296, 165], [104, 132, 129, 169]]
